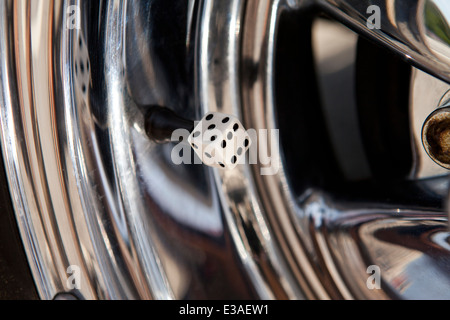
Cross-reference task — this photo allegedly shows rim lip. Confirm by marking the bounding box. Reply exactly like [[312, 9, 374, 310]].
[[0, 0, 60, 299], [239, 0, 338, 299], [197, 0, 285, 299], [0, 0, 173, 299], [198, 0, 315, 299]]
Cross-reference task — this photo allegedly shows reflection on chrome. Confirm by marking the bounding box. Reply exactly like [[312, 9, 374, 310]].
[[318, 0, 450, 83], [0, 0, 449, 300]]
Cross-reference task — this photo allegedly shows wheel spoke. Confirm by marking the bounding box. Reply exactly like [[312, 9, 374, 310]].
[[316, 0, 450, 83]]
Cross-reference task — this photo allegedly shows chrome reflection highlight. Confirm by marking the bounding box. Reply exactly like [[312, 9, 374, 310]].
[[0, 0, 257, 299], [317, 0, 450, 84], [1, 0, 450, 300], [423, 0, 450, 65], [202, 0, 450, 299]]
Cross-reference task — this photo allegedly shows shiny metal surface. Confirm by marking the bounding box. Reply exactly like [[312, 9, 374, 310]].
[[0, 0, 257, 299], [203, 0, 450, 299], [1, 0, 450, 300], [198, 0, 304, 299], [317, 0, 450, 84], [0, 0, 99, 299], [239, 0, 331, 299]]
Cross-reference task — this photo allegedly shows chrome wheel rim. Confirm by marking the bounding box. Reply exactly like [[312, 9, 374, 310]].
[[198, 0, 450, 299], [0, 0, 450, 299]]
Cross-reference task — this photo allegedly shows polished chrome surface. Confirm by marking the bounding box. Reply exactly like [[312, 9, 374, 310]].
[[0, 0, 258, 299], [198, 0, 304, 299], [204, 0, 450, 299], [239, 0, 333, 299], [317, 0, 450, 84], [1, 0, 450, 300], [0, 0, 99, 299]]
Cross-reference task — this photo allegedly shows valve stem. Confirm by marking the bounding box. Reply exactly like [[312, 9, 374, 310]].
[[144, 106, 194, 144]]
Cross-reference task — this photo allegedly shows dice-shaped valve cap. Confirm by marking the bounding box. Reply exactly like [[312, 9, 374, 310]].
[[145, 106, 251, 169], [188, 112, 251, 169]]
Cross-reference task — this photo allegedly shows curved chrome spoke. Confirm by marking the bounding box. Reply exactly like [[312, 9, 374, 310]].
[[316, 0, 450, 83], [1, 0, 449, 300]]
